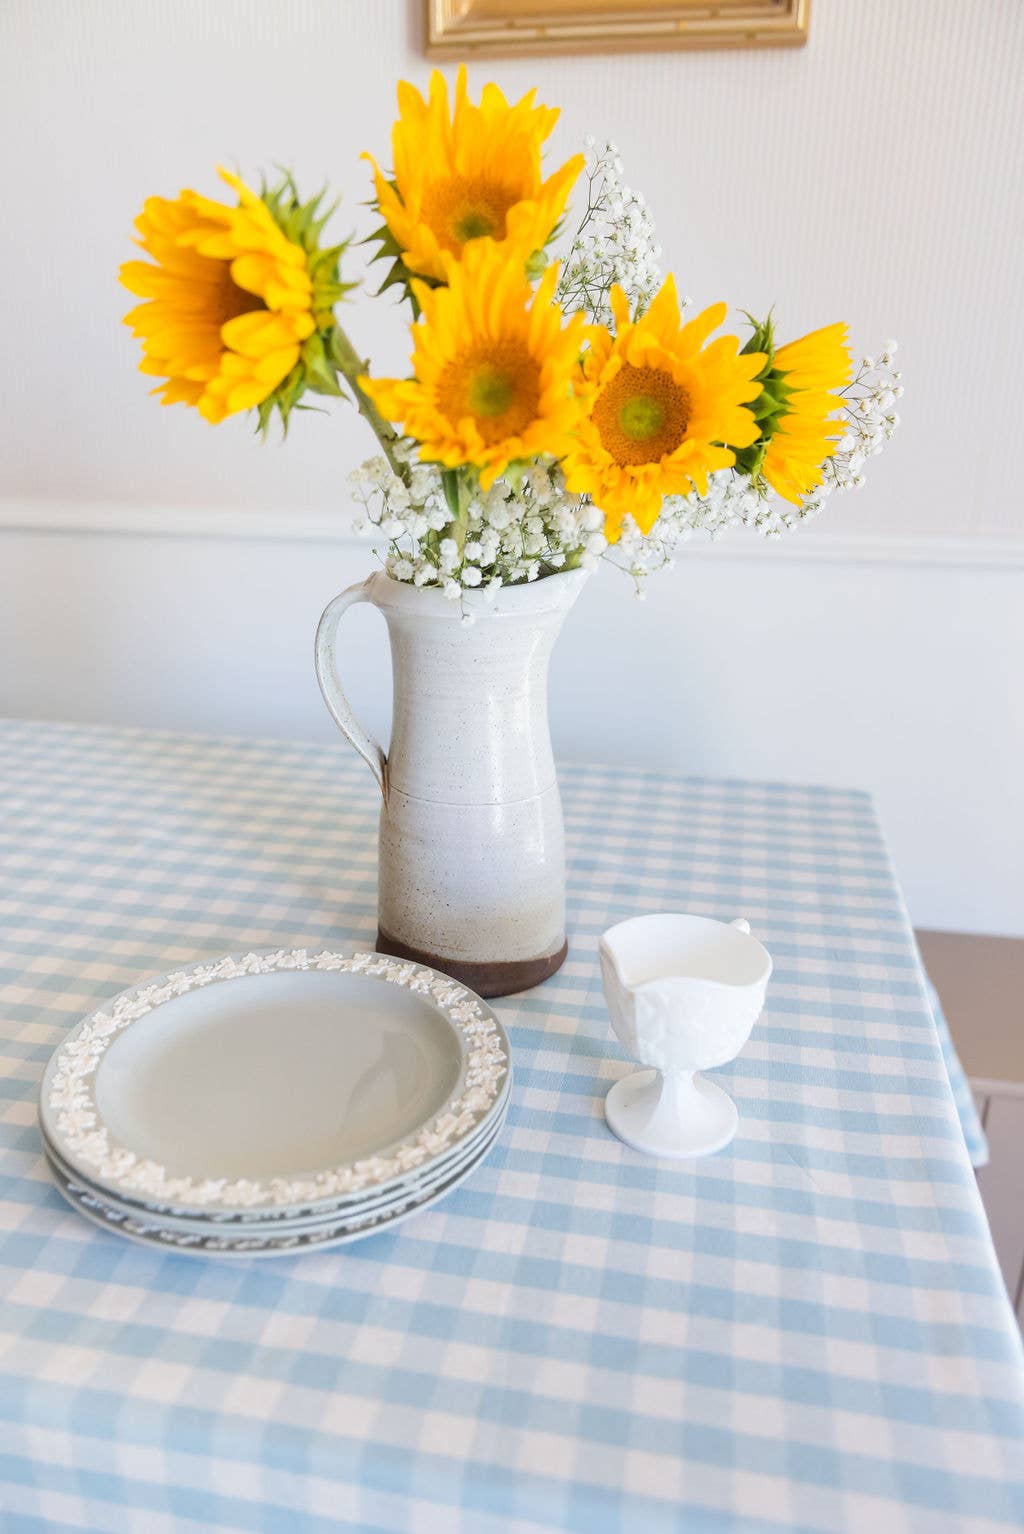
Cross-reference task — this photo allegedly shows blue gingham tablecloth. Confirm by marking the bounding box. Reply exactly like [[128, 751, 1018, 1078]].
[[0, 720, 1021, 1534], [927, 980, 987, 1168]]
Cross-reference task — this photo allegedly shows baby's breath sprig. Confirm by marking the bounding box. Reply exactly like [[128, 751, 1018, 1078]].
[[602, 341, 903, 596], [555, 140, 667, 330], [350, 338, 903, 604], [823, 343, 903, 494], [349, 457, 607, 623]]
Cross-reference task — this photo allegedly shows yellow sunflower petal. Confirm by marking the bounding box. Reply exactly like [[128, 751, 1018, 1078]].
[[678, 302, 728, 358], [763, 323, 852, 503], [638, 274, 682, 346], [608, 286, 632, 337], [360, 240, 585, 485], [120, 169, 326, 425], [366, 68, 582, 283], [565, 279, 759, 540]]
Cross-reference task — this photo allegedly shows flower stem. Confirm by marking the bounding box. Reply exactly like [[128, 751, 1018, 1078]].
[[455, 472, 472, 557], [331, 323, 409, 482], [441, 468, 472, 557]]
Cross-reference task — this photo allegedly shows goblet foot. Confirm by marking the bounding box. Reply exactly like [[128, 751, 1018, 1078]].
[[605, 1068, 738, 1159]]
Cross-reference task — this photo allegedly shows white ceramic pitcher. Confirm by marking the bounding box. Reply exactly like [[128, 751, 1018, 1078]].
[[600, 913, 772, 1157], [315, 568, 588, 997]]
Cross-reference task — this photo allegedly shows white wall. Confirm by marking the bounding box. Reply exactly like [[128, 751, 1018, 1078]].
[[2, 511, 1019, 937], [2, 0, 1022, 934]]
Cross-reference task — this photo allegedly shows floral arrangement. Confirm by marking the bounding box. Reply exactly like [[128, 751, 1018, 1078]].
[[121, 67, 901, 607]]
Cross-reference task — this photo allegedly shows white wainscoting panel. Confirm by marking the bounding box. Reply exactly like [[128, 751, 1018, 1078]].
[[2, 505, 1020, 937]]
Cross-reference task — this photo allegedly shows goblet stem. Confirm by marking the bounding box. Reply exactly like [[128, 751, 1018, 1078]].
[[645, 1069, 696, 1139], [604, 1067, 739, 1159]]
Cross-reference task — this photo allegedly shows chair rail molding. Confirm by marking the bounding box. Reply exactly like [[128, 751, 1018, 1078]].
[[1, 498, 1022, 568], [3, 492, 1022, 937]]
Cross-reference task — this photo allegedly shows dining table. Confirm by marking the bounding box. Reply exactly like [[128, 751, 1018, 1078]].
[[1, 717, 1021, 1533]]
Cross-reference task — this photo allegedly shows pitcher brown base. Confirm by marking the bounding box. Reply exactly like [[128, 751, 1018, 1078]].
[[376, 929, 568, 998]]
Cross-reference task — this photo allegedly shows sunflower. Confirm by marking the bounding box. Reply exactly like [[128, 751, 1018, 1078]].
[[563, 277, 766, 542], [120, 168, 350, 430], [365, 66, 584, 288], [758, 323, 853, 504], [359, 240, 586, 490]]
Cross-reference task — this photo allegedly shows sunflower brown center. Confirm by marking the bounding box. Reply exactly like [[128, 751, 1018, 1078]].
[[421, 177, 518, 254], [436, 343, 541, 446], [213, 259, 266, 326], [592, 363, 691, 466]]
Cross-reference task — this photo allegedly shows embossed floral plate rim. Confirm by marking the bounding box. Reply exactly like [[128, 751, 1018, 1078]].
[[40, 947, 510, 1216], [39, 1074, 511, 1231], [44, 1109, 507, 1258], [42, 1103, 507, 1238]]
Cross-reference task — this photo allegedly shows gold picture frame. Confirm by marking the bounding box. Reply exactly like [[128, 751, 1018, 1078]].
[[425, 1, 811, 58]]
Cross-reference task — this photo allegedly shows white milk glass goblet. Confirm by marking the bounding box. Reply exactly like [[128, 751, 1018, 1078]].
[[599, 914, 772, 1158]]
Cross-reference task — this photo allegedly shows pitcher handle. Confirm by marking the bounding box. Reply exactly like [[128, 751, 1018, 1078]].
[[314, 580, 388, 800]]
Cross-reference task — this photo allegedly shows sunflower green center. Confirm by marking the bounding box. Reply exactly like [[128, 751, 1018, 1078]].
[[437, 343, 541, 446], [456, 210, 497, 241], [617, 394, 666, 441], [467, 365, 515, 417], [592, 363, 691, 467], [422, 177, 518, 254]]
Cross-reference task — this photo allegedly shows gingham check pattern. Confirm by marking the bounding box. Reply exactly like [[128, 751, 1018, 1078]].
[[1, 719, 1021, 1534], [927, 980, 987, 1168]]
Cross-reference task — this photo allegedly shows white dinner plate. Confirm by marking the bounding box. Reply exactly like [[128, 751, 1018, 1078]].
[[45, 1110, 505, 1257], [38, 1063, 512, 1227], [37, 1061, 508, 1227], [40, 948, 510, 1219], [40, 1091, 509, 1237]]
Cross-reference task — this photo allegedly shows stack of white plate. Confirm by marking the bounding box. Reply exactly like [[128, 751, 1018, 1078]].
[[38, 948, 510, 1257]]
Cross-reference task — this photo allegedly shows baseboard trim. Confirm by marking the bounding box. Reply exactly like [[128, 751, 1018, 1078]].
[[1, 498, 1022, 569]]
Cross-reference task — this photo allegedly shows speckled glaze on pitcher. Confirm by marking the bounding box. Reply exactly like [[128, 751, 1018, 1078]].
[[314, 568, 588, 997]]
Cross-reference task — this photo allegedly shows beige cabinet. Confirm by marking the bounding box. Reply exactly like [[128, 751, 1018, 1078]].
[[972, 1090, 1024, 1322], [919, 931, 1024, 1325]]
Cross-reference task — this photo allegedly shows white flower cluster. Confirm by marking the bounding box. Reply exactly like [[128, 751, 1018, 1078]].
[[605, 343, 904, 592], [349, 452, 607, 619], [555, 139, 667, 328], [350, 341, 903, 602], [602, 475, 766, 595], [821, 343, 903, 494]]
